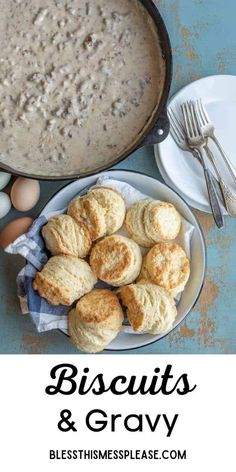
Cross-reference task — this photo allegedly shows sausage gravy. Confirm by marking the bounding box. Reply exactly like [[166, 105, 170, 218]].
[[0, 0, 165, 176]]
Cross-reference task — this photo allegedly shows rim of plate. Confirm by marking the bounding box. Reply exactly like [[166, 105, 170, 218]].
[[39, 169, 207, 352], [154, 146, 212, 213], [156, 74, 236, 214]]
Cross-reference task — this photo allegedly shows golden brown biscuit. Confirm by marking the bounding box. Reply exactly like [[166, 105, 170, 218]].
[[87, 187, 126, 235], [69, 289, 124, 353], [138, 255, 150, 281], [144, 201, 181, 242], [42, 215, 92, 258], [67, 195, 106, 241], [120, 281, 177, 334], [33, 255, 97, 306], [139, 242, 190, 297], [125, 198, 155, 247], [90, 235, 142, 287]]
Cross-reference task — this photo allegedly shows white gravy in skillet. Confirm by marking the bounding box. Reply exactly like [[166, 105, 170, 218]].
[[0, 0, 165, 176]]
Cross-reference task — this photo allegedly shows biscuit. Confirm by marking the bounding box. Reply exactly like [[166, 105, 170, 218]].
[[137, 255, 150, 281], [87, 187, 126, 235], [138, 242, 190, 297], [90, 235, 142, 287], [42, 215, 92, 258], [119, 281, 177, 334], [144, 201, 181, 242], [125, 198, 155, 247], [67, 195, 106, 241], [69, 289, 124, 353], [33, 255, 97, 306]]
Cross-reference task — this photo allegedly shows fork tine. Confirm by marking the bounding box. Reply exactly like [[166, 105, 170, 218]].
[[195, 99, 205, 126], [168, 113, 182, 143], [181, 103, 189, 137], [168, 107, 185, 139], [197, 99, 207, 126], [167, 109, 180, 138], [199, 99, 210, 124], [169, 126, 182, 145], [190, 100, 199, 136], [168, 108, 185, 142], [181, 103, 191, 138], [181, 102, 193, 138]]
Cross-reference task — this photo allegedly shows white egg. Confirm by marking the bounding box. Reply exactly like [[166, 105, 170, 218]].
[[0, 172, 11, 191], [0, 192, 11, 219]]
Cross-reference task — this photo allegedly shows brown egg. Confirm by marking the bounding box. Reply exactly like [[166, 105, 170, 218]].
[[11, 177, 40, 211], [0, 217, 33, 248]]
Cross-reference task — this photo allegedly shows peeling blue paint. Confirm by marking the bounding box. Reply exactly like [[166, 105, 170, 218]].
[[0, 0, 236, 353]]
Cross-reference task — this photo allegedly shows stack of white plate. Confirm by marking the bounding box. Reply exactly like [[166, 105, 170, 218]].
[[155, 75, 236, 214]]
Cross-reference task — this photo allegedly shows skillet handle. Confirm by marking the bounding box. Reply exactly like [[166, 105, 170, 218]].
[[139, 108, 170, 147]]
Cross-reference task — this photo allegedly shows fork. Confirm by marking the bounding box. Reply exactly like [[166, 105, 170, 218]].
[[181, 101, 224, 228], [168, 107, 200, 159], [194, 100, 236, 217], [196, 99, 236, 185], [168, 107, 222, 197], [168, 108, 219, 179]]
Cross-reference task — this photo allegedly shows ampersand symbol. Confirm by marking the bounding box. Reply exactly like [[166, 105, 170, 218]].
[[58, 409, 77, 432]]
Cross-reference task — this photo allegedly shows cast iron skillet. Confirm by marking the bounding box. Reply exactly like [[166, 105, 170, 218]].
[[0, 0, 172, 180]]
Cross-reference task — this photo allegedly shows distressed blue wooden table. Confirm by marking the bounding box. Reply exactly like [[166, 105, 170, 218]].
[[0, 0, 235, 354]]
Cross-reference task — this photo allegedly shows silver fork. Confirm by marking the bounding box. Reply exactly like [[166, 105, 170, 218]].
[[181, 101, 224, 228], [194, 100, 236, 217], [168, 107, 222, 194], [168, 107, 200, 158], [196, 99, 236, 184], [168, 107, 218, 173]]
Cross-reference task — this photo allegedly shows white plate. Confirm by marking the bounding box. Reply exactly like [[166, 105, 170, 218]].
[[155, 151, 204, 211], [40, 170, 206, 351], [155, 74, 236, 213]]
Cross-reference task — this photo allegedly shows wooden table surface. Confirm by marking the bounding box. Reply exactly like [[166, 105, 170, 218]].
[[0, 0, 235, 354]]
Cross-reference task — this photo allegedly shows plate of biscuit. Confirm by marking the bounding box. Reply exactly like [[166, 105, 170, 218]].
[[32, 169, 206, 352]]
